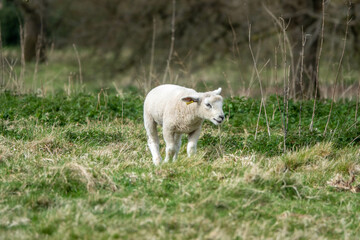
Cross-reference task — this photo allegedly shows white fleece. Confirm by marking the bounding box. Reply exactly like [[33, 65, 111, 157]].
[[144, 84, 224, 165]]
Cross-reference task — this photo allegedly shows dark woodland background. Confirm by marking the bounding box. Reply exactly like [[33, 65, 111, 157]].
[[1, 0, 360, 98]]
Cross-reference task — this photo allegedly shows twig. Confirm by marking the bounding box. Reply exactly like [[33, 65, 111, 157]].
[[310, 0, 326, 132], [346, 121, 358, 132], [248, 24, 271, 137], [339, 83, 356, 99], [0, 24, 4, 90], [279, 17, 288, 153], [286, 63, 291, 134], [228, 17, 245, 94], [4, 58, 17, 90], [200, 77, 209, 92], [33, 34, 42, 95], [33, 16, 45, 95], [275, 47, 285, 132], [245, 58, 269, 96], [355, 81, 360, 124], [263, 4, 294, 95], [330, 121, 339, 142], [162, 0, 176, 83], [299, 28, 307, 137], [19, 24, 25, 94], [349, 134, 360, 146], [67, 73, 73, 96], [246, 45, 260, 97], [323, 5, 351, 135], [228, 17, 241, 59], [121, 100, 124, 125], [148, 17, 156, 93], [112, 81, 124, 97], [96, 88, 104, 111], [223, 72, 234, 98], [73, 44, 83, 92], [255, 99, 263, 140]]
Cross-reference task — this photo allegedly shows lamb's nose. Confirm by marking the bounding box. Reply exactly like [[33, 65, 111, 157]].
[[219, 115, 225, 120]]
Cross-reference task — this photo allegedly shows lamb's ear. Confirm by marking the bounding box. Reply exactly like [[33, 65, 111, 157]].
[[213, 87, 222, 95], [181, 96, 200, 105]]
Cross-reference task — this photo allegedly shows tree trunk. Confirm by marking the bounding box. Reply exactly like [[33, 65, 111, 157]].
[[16, 0, 46, 62], [351, 3, 360, 55], [284, 0, 322, 99]]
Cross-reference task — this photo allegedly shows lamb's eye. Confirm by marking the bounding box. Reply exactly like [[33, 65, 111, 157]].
[[206, 103, 212, 108]]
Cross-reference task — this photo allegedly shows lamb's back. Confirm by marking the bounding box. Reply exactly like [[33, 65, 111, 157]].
[[144, 84, 197, 125]]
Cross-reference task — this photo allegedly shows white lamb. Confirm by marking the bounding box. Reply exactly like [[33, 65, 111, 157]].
[[144, 84, 225, 165]]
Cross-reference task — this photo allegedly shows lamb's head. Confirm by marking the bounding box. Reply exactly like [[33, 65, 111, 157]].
[[181, 88, 225, 125]]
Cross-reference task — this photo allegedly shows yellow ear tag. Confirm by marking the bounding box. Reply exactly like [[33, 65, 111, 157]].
[[186, 100, 194, 105]]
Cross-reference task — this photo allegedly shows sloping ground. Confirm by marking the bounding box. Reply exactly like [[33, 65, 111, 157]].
[[0, 92, 360, 239]]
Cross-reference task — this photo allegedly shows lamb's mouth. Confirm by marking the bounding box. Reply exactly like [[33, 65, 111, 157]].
[[213, 118, 223, 124]]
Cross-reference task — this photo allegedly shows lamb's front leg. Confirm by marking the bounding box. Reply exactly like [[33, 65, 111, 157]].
[[163, 128, 176, 163], [187, 127, 201, 157]]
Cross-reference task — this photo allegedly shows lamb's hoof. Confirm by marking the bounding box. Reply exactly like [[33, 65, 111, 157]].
[[153, 159, 161, 166]]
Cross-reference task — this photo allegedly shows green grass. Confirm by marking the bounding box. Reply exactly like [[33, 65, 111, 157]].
[[1, 92, 360, 239]]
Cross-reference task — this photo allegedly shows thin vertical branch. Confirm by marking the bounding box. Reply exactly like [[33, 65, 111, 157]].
[[228, 17, 245, 94], [33, 16, 44, 94], [19, 25, 25, 93], [275, 46, 286, 135], [299, 28, 307, 137], [286, 64, 291, 131], [246, 43, 261, 97], [121, 100, 124, 125], [148, 17, 156, 92], [310, 0, 325, 131], [263, 5, 294, 152], [355, 81, 360, 124], [248, 24, 271, 137], [162, 0, 176, 84], [263, 4, 294, 96], [33, 34, 42, 94], [0, 24, 4, 90], [228, 17, 241, 59], [223, 72, 234, 98], [73, 44, 83, 92], [324, 5, 351, 135], [255, 99, 263, 140], [67, 73, 73, 96], [280, 17, 288, 153], [275, 46, 278, 90], [5, 58, 16, 91]]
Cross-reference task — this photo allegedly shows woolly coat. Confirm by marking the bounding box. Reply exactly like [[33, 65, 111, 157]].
[[144, 84, 204, 134]]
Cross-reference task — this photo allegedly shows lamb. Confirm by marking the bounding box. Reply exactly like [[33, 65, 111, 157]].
[[143, 84, 225, 165]]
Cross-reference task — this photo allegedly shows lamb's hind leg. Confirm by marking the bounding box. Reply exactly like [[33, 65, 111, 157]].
[[163, 128, 177, 163], [144, 113, 161, 165], [173, 133, 182, 161]]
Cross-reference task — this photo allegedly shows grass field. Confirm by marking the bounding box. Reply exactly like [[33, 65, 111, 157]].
[[1, 91, 360, 239]]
